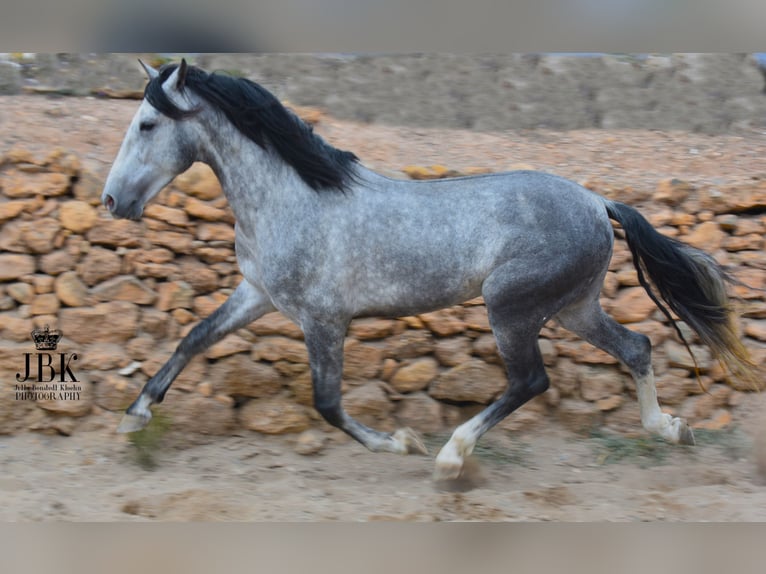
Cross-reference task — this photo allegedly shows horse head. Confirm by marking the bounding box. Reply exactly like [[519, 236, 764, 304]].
[[102, 59, 198, 220]]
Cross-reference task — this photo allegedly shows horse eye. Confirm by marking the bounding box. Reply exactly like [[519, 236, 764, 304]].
[[139, 121, 155, 132]]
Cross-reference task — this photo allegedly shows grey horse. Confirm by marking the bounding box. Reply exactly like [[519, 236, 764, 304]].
[[102, 60, 755, 480]]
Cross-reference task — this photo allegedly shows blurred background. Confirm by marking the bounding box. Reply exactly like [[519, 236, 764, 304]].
[[1, 0, 766, 53], [3, 52, 766, 134]]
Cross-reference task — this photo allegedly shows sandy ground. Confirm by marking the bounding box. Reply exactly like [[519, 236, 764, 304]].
[[1, 395, 766, 521], [1, 94, 766, 521]]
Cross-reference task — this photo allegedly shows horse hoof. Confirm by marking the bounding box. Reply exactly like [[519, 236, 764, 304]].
[[433, 446, 464, 481], [433, 460, 462, 482], [117, 412, 151, 433], [392, 427, 429, 455], [678, 423, 696, 446], [434, 456, 486, 492]]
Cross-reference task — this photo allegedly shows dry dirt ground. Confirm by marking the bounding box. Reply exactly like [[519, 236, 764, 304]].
[[1, 95, 766, 521]]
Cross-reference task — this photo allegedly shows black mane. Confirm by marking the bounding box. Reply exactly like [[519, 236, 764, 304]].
[[145, 64, 358, 192]]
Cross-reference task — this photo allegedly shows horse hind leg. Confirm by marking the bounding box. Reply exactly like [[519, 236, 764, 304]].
[[434, 334, 549, 481], [433, 251, 603, 482], [434, 295, 552, 481], [556, 298, 695, 445]]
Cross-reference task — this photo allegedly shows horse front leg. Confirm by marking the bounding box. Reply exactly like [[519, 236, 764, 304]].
[[303, 318, 428, 455], [117, 280, 275, 433]]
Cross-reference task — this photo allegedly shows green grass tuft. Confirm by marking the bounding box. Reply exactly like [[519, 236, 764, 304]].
[[423, 432, 533, 468], [127, 412, 172, 470], [589, 430, 677, 468], [687, 426, 750, 461], [471, 441, 533, 467]]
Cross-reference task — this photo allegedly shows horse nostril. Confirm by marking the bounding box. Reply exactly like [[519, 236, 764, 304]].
[[105, 194, 115, 211]]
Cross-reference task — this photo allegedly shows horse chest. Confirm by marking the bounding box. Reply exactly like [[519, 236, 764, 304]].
[[235, 229, 326, 301]]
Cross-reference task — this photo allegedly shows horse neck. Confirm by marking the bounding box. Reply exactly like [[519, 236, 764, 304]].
[[196, 113, 307, 213]]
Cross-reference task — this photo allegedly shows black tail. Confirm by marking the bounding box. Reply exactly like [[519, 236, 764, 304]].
[[605, 201, 757, 385]]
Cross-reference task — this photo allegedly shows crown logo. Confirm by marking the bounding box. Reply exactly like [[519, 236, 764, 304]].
[[31, 324, 62, 351]]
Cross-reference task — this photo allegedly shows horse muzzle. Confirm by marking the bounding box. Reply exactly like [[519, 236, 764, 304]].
[[102, 193, 144, 220]]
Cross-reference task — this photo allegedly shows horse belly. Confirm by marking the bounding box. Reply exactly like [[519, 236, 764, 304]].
[[350, 250, 490, 318]]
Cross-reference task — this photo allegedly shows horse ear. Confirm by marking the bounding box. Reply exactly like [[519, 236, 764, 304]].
[[138, 59, 159, 80], [163, 59, 190, 95], [175, 58, 189, 91]]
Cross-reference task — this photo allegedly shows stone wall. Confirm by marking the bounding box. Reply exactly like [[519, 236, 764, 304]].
[[2, 53, 766, 133], [1, 146, 764, 442]]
